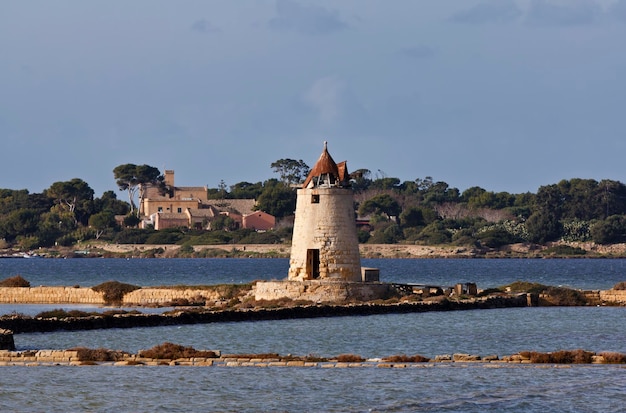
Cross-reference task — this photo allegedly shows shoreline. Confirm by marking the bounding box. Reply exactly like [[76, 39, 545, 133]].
[[2, 352, 624, 367], [11, 241, 626, 259]]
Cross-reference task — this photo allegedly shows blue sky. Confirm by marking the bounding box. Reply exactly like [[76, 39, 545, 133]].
[[2, 0, 625, 197]]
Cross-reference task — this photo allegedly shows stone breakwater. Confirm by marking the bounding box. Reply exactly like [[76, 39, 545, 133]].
[[0, 283, 396, 306], [3, 286, 626, 306], [0, 296, 527, 334], [0, 286, 227, 305], [1, 349, 624, 367]]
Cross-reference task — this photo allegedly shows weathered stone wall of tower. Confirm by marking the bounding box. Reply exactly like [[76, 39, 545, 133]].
[[288, 187, 361, 281]]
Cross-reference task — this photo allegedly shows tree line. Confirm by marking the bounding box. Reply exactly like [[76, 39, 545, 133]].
[[1, 159, 626, 250]]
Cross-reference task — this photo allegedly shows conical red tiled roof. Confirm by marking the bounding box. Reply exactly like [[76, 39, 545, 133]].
[[302, 142, 349, 188]]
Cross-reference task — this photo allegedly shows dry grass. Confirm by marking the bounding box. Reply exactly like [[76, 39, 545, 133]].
[[167, 297, 206, 307], [92, 281, 141, 305], [336, 354, 366, 362], [598, 352, 626, 363], [221, 353, 281, 359], [213, 284, 252, 300], [252, 297, 317, 308], [503, 281, 547, 294], [0, 275, 30, 287], [138, 342, 218, 360], [382, 354, 430, 363], [613, 281, 626, 290], [541, 287, 588, 306], [69, 347, 130, 362], [519, 349, 594, 364], [35, 309, 93, 319]]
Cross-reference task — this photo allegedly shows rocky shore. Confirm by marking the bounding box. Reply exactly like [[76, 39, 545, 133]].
[[2, 347, 625, 367]]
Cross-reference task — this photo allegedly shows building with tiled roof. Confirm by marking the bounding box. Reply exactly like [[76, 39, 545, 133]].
[[140, 170, 275, 231], [204, 199, 257, 216]]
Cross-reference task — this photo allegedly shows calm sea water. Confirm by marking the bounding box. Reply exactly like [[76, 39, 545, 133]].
[[2, 258, 626, 412], [1, 257, 625, 289], [2, 364, 624, 413]]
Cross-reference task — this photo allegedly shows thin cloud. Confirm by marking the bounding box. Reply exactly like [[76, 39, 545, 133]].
[[451, 0, 522, 24], [302, 75, 346, 124], [300, 75, 369, 133], [525, 0, 600, 27], [609, 0, 626, 22], [191, 19, 220, 34], [400, 45, 436, 59], [268, 0, 348, 35]]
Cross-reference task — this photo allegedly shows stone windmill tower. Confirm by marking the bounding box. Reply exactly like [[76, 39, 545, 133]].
[[287, 142, 362, 282]]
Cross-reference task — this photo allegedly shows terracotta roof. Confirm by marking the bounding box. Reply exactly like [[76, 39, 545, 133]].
[[302, 142, 349, 188], [337, 161, 349, 182], [144, 186, 166, 199], [205, 199, 257, 215], [187, 207, 218, 218]]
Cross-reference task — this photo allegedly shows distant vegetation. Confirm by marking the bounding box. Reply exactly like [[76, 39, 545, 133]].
[[2, 159, 626, 251]]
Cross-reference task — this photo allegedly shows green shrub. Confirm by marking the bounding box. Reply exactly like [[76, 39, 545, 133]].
[[591, 215, 626, 244], [16, 236, 40, 250], [178, 243, 195, 254], [145, 230, 184, 245], [542, 245, 586, 256], [414, 222, 452, 245], [477, 228, 522, 248], [55, 234, 76, 247], [92, 281, 141, 305], [113, 228, 153, 244], [236, 231, 282, 244], [561, 220, 592, 242], [186, 231, 234, 245], [0, 275, 30, 287], [357, 230, 371, 243], [122, 214, 141, 228]]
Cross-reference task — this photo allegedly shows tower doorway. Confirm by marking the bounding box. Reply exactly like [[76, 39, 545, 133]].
[[306, 249, 320, 279]]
